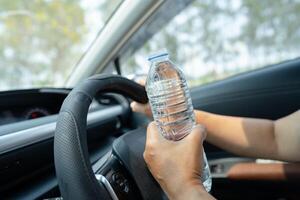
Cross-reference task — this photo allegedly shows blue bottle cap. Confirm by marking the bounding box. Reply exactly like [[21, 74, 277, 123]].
[[148, 52, 169, 62]]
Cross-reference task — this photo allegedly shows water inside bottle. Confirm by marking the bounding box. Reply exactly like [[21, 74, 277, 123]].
[[146, 52, 212, 191], [147, 78, 195, 140]]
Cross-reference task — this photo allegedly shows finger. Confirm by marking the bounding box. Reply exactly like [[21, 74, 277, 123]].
[[185, 124, 207, 143], [137, 79, 146, 86], [146, 121, 167, 145], [130, 101, 146, 113], [146, 121, 161, 143], [131, 101, 152, 118]]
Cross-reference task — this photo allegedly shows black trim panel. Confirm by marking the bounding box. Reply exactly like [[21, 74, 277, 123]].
[[191, 58, 300, 119]]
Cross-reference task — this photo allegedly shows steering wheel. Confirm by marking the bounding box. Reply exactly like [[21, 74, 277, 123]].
[[54, 74, 166, 200]]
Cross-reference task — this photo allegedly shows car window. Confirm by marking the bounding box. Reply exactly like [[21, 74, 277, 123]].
[[0, 0, 122, 91], [121, 0, 300, 87]]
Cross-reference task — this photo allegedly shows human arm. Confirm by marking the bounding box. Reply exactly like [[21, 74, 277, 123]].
[[130, 77, 300, 161], [132, 99, 300, 162], [144, 122, 215, 200], [195, 110, 300, 162]]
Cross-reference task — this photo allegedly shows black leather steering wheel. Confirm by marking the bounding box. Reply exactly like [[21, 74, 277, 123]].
[[54, 74, 165, 200]]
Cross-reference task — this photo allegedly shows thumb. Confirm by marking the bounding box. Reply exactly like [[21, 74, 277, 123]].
[[146, 121, 166, 143]]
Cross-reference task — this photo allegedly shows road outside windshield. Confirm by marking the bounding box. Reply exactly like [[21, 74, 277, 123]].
[[0, 0, 122, 91]]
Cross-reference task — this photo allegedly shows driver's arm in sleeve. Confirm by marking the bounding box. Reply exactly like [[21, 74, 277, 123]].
[[132, 100, 300, 162], [144, 122, 215, 200]]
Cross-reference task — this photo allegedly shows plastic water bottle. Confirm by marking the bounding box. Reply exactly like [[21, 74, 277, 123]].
[[145, 52, 212, 192]]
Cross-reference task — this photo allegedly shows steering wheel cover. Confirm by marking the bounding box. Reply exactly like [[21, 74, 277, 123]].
[[54, 74, 147, 200], [112, 127, 166, 200]]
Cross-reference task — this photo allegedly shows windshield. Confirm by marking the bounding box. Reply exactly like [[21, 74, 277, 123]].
[[0, 0, 122, 91]]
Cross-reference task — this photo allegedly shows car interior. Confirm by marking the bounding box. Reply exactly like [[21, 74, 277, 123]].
[[1, 0, 300, 199]]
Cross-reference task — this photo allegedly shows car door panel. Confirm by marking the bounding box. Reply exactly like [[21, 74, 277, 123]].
[[191, 59, 300, 119], [190, 59, 300, 199]]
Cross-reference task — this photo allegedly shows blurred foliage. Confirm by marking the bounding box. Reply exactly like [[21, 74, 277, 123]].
[[1, 0, 300, 90], [0, 0, 86, 88], [123, 0, 300, 87], [0, 0, 121, 90]]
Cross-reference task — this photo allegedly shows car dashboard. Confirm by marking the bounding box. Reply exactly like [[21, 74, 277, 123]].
[[0, 89, 68, 126], [0, 88, 132, 199]]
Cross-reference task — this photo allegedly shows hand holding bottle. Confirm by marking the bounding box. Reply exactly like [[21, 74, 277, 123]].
[[130, 79, 153, 118], [144, 52, 211, 190], [144, 122, 215, 200]]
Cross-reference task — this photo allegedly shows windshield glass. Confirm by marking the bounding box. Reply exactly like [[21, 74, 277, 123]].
[[0, 0, 122, 91]]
